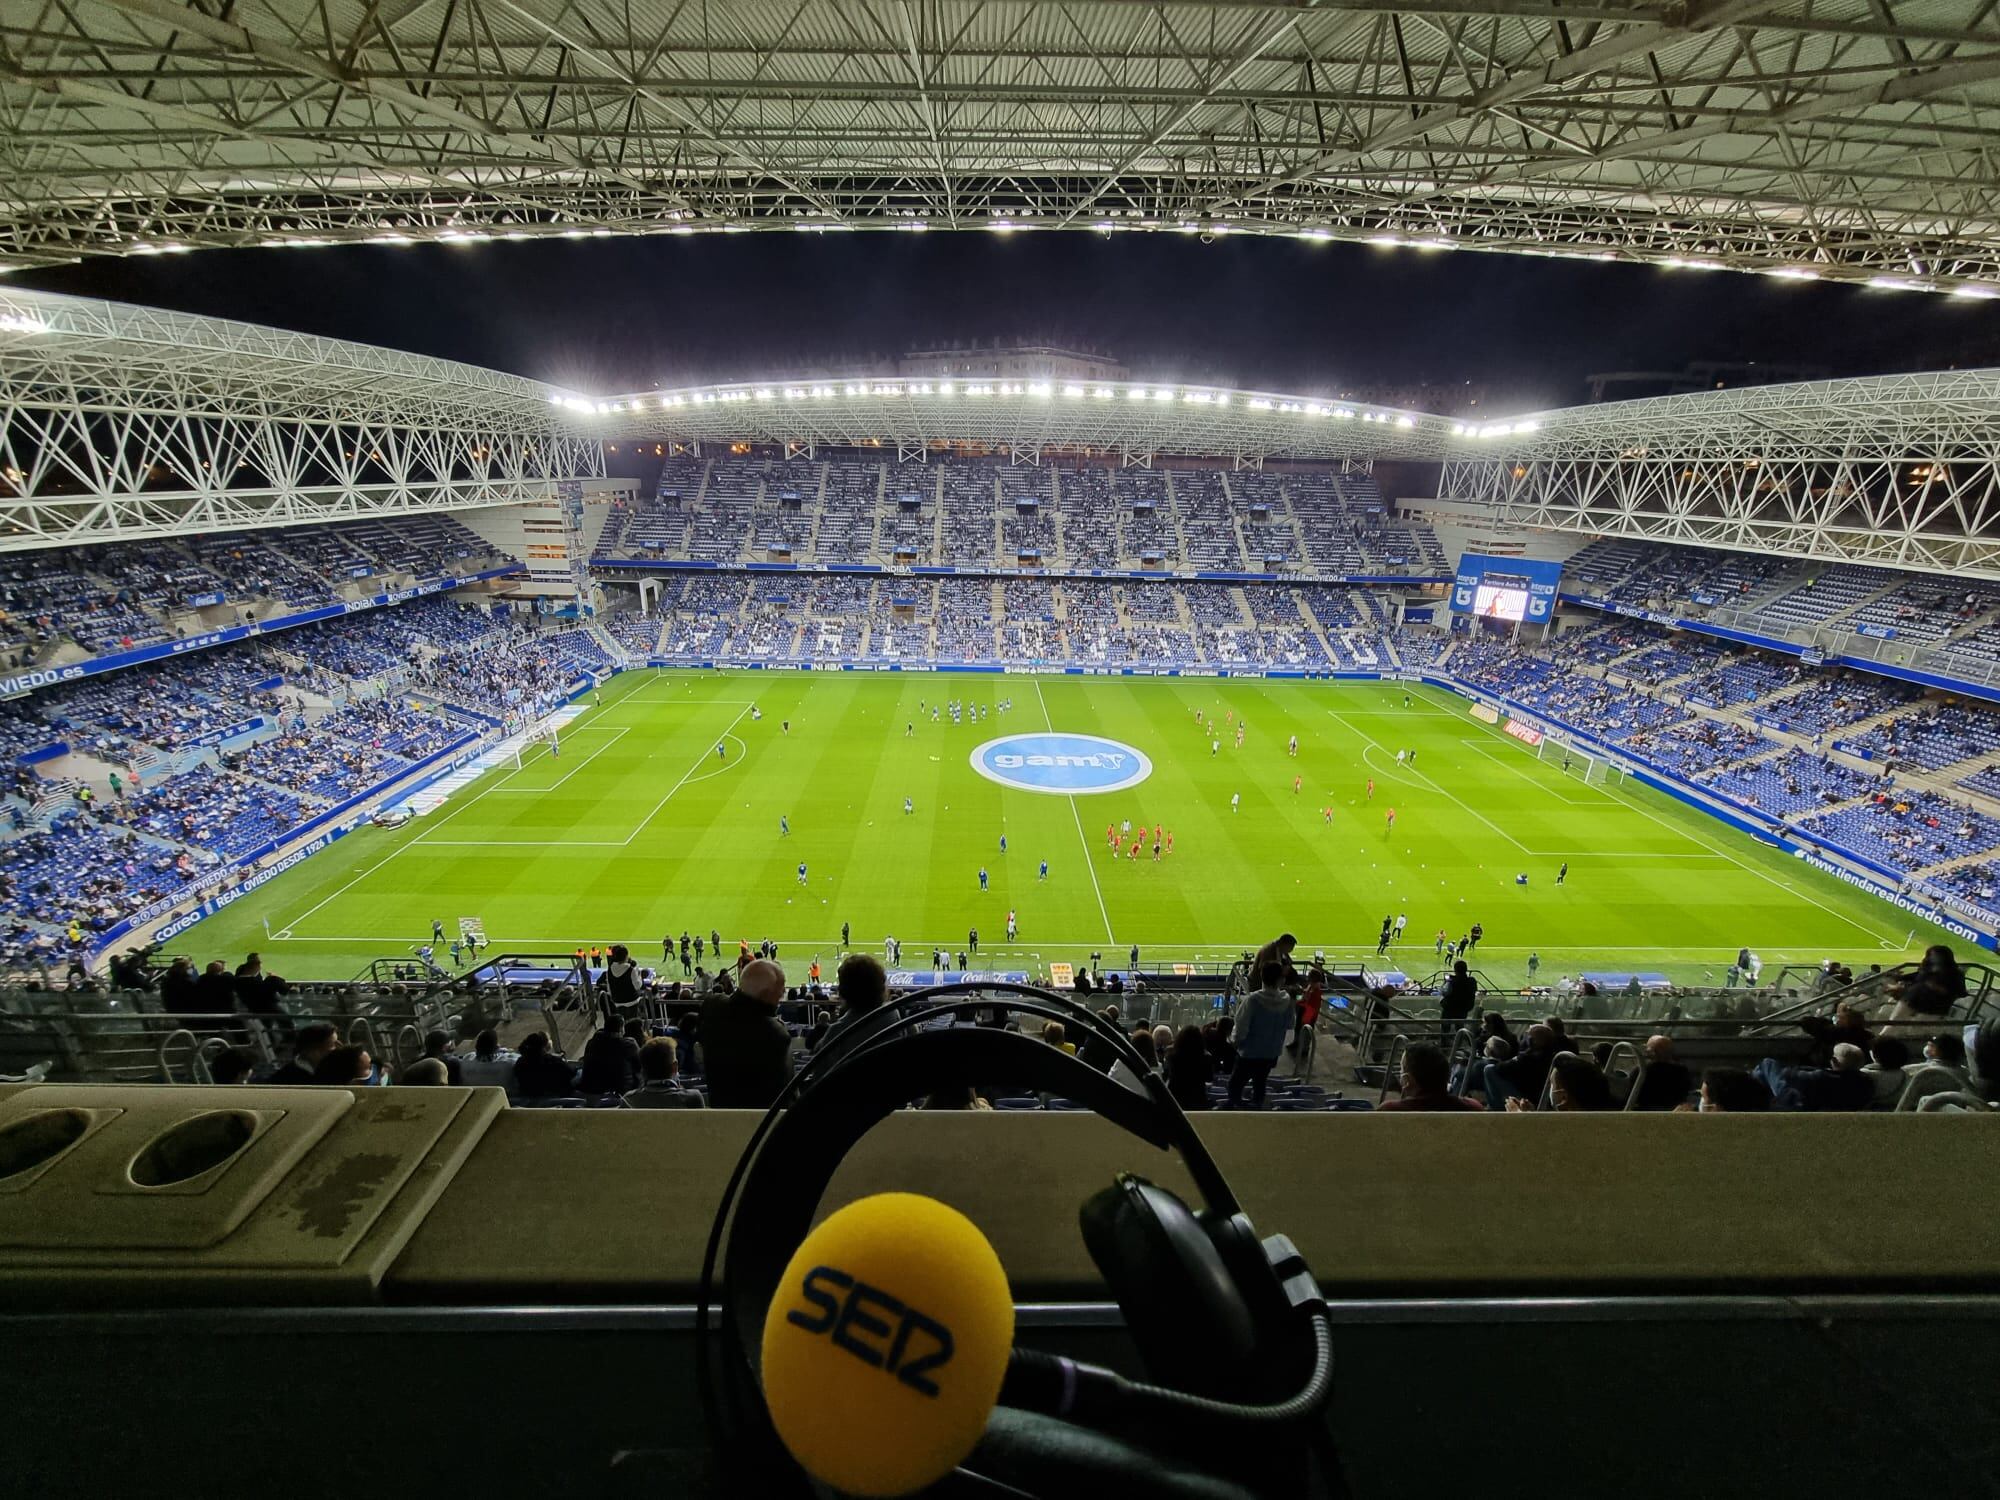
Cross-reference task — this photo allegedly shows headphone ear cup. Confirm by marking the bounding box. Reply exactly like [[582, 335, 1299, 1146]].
[[1078, 1175, 1257, 1399]]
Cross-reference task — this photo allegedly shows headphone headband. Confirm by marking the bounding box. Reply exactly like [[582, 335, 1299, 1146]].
[[707, 984, 1241, 1375]]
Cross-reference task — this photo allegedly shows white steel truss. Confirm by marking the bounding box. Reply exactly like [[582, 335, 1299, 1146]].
[[0, 287, 602, 550], [6, 0, 2000, 291], [1441, 369, 2000, 576], [6, 287, 2000, 577]]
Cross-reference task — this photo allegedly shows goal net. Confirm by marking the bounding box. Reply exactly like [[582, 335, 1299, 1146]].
[[1535, 733, 1624, 786]]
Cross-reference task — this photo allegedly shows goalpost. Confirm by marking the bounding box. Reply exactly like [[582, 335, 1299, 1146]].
[[1535, 731, 1625, 787]]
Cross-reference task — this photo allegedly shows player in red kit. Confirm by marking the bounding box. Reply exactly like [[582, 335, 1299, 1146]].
[[1366, 778, 1375, 800]]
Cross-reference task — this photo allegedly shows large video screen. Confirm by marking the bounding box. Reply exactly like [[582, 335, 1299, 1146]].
[[1473, 583, 1529, 621]]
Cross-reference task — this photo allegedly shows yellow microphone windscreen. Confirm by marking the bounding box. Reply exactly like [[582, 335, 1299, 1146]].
[[761, 1192, 1015, 1497]]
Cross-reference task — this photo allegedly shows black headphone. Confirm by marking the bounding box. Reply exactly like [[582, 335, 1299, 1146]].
[[698, 982, 1345, 1499]]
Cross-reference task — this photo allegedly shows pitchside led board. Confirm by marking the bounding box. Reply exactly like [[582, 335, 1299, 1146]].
[[1450, 554, 1564, 625]]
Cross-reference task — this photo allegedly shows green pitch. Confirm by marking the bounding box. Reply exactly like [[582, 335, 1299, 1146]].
[[179, 670, 1947, 984]]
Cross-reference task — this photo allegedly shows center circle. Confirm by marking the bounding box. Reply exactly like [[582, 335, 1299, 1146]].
[[968, 732, 1154, 795]]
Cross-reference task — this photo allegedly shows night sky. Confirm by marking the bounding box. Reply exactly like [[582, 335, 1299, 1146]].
[[20, 233, 2000, 413]]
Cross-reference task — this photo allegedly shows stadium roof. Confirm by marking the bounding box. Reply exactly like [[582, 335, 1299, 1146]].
[[7, 0, 2000, 291], [5, 287, 2000, 567]]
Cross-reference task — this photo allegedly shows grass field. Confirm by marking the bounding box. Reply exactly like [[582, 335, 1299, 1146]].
[[177, 670, 1951, 984]]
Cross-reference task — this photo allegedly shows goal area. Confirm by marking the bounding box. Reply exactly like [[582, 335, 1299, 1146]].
[[1535, 732, 1625, 787]]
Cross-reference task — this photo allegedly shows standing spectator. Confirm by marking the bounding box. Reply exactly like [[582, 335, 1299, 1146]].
[[1439, 959, 1477, 1043], [1378, 1043, 1484, 1111], [233, 953, 288, 1017], [269, 1021, 338, 1085], [1631, 1034, 1694, 1111], [158, 956, 201, 1015], [602, 944, 641, 1019], [577, 1012, 641, 1094], [1204, 1015, 1237, 1075], [1165, 1026, 1212, 1111], [194, 960, 236, 1015], [1227, 959, 1292, 1108], [622, 1037, 706, 1109], [512, 1031, 576, 1099], [699, 957, 791, 1108]]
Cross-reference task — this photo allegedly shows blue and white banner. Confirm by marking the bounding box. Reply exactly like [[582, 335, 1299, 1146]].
[[1450, 553, 1562, 623]]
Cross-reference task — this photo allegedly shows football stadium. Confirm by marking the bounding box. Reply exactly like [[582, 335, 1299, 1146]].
[[4, 0, 2000, 1494]]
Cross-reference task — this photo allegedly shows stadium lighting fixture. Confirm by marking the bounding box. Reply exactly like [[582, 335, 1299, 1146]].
[[1951, 285, 2000, 300], [754, 388, 773, 400], [1126, 388, 1147, 401], [988, 220, 1016, 233], [813, 385, 835, 398], [1868, 276, 1934, 291], [1248, 398, 1273, 411], [896, 222, 930, 232], [1765, 267, 1820, 280], [1297, 229, 1333, 242], [1062, 384, 1086, 399], [1366, 235, 1402, 248], [1395, 415, 1417, 428], [1092, 387, 1114, 400], [1028, 381, 1052, 397], [1334, 409, 1354, 420], [936, 382, 954, 395], [1412, 238, 1453, 251]]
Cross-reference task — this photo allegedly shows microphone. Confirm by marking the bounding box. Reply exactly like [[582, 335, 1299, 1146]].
[[760, 1192, 1015, 1497]]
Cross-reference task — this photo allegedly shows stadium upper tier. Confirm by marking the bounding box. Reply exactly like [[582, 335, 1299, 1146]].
[[593, 456, 1446, 576], [0, 513, 507, 669]]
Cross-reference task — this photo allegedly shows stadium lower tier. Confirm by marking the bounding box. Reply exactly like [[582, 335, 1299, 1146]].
[[137, 672, 1979, 984]]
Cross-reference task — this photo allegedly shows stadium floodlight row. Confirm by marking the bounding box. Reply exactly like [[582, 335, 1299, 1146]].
[[7, 0, 2000, 292]]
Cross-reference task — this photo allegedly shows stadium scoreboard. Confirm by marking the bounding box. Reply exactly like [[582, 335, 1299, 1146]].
[[1451, 553, 1563, 625]]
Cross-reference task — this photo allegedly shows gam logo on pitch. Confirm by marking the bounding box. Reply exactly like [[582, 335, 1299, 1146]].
[[970, 732, 1152, 795]]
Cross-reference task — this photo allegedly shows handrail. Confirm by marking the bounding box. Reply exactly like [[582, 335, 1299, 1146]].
[[156, 1026, 199, 1085]]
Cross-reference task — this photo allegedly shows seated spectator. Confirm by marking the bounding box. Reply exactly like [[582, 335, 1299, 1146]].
[[1478, 1012, 1515, 1056], [832, 952, 888, 1034], [920, 1085, 992, 1110], [699, 957, 790, 1108], [1863, 1036, 1911, 1107], [399, 1058, 450, 1086], [208, 1047, 256, 1085], [1080, 1004, 1122, 1071], [1517, 1052, 1616, 1112], [269, 1020, 337, 1084], [1754, 1043, 1873, 1111], [622, 1037, 706, 1109], [577, 1013, 641, 1094], [1227, 960, 1292, 1107], [512, 1031, 577, 1099], [457, 1028, 518, 1093], [1111, 1025, 1160, 1094], [419, 1030, 463, 1086], [1631, 1034, 1695, 1111], [1041, 1020, 1075, 1056], [1887, 946, 1968, 1033], [1801, 1002, 1874, 1061], [1895, 1033, 1970, 1111], [1165, 1025, 1211, 1111], [1468, 1022, 1556, 1110], [313, 1045, 374, 1086], [1151, 1022, 1175, 1061], [1377, 1042, 1483, 1111], [1691, 1067, 1773, 1112]]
